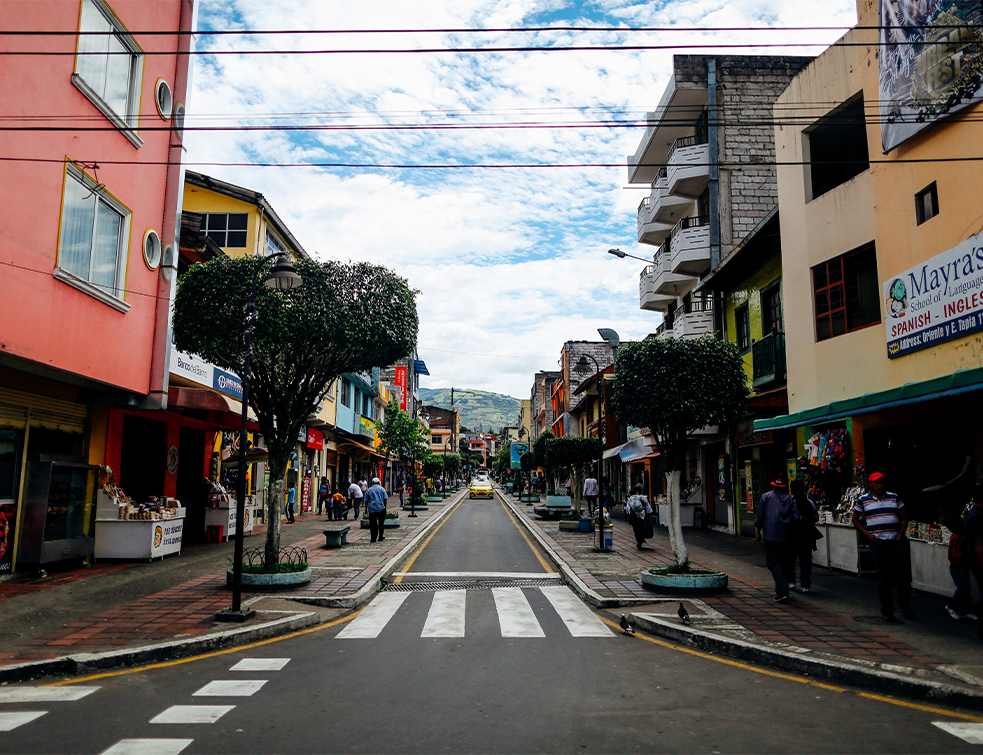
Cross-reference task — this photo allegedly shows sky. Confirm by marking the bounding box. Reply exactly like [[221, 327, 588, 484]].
[[187, 0, 858, 400]]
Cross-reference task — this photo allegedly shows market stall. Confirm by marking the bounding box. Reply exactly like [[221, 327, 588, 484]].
[[203, 486, 256, 542], [94, 484, 185, 561]]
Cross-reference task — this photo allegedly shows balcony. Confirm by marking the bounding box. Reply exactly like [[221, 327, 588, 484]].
[[668, 215, 711, 277], [636, 195, 674, 247], [752, 331, 786, 389], [656, 295, 715, 339], [652, 243, 698, 297], [666, 133, 710, 198], [639, 263, 676, 312]]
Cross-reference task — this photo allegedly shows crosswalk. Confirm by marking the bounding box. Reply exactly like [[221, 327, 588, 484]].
[[337, 585, 613, 640]]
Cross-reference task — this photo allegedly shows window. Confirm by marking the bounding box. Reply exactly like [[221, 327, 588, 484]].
[[806, 95, 870, 200], [915, 182, 939, 225], [73, 0, 143, 145], [340, 378, 351, 408], [813, 244, 880, 341], [56, 165, 130, 308], [761, 281, 783, 334], [265, 229, 288, 257], [362, 394, 373, 419], [735, 304, 751, 352], [203, 214, 248, 248]]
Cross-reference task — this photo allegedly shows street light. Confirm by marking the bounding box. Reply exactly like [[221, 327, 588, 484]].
[[216, 251, 303, 623], [607, 248, 652, 263], [574, 353, 608, 552]]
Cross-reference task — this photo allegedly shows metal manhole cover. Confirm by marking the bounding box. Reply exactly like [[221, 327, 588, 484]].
[[385, 578, 562, 592]]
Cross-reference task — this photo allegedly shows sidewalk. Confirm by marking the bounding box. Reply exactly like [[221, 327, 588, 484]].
[[499, 490, 983, 708], [0, 490, 463, 682]]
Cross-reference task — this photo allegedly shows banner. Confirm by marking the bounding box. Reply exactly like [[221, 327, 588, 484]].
[[884, 230, 983, 357], [879, 0, 983, 152], [395, 367, 407, 410], [510, 442, 528, 470]]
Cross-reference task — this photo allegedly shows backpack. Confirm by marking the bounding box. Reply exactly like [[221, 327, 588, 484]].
[[628, 494, 647, 518]]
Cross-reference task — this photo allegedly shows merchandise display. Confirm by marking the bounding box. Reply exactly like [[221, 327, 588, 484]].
[[101, 482, 183, 521]]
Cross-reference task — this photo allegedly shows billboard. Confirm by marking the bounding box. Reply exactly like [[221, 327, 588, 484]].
[[394, 366, 407, 410], [884, 230, 983, 357], [510, 442, 528, 470], [879, 0, 983, 152]]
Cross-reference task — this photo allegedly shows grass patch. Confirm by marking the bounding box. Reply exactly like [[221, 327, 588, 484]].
[[647, 565, 723, 576]]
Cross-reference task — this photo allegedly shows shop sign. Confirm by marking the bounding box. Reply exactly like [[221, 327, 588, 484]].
[[306, 427, 323, 450], [717, 454, 727, 503], [884, 231, 983, 358], [171, 350, 213, 387], [878, 0, 983, 152], [301, 476, 312, 512], [395, 367, 408, 410], [510, 442, 528, 470], [213, 368, 243, 400], [150, 519, 184, 559], [298, 426, 307, 443], [744, 462, 753, 512], [737, 423, 774, 448]]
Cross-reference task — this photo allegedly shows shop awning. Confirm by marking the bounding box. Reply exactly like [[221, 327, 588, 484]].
[[753, 364, 983, 432], [335, 438, 386, 460], [605, 437, 656, 462], [169, 386, 258, 422]]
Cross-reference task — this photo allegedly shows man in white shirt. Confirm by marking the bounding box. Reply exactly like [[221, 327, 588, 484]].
[[348, 479, 364, 520], [583, 475, 600, 516]]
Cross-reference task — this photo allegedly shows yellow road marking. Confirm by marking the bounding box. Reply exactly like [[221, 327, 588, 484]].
[[598, 616, 983, 722], [392, 496, 466, 584], [498, 495, 554, 574], [47, 610, 361, 687]]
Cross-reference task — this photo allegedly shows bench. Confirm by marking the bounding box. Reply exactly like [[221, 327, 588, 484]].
[[323, 526, 351, 548]]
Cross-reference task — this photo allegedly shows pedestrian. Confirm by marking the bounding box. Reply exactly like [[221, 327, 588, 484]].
[[583, 474, 599, 517], [331, 486, 346, 521], [358, 476, 368, 495], [365, 476, 389, 543], [945, 516, 977, 621], [348, 479, 363, 520], [396, 472, 404, 506], [625, 484, 653, 549], [852, 472, 913, 623], [755, 477, 799, 603], [964, 485, 983, 639], [285, 483, 296, 524], [789, 479, 819, 593], [317, 476, 329, 516]]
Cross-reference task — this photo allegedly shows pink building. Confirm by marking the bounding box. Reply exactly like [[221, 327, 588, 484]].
[[0, 0, 197, 571]]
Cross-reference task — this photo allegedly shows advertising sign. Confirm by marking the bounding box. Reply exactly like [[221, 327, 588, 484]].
[[306, 427, 323, 450], [0, 502, 15, 574], [884, 231, 983, 358], [170, 350, 243, 401], [150, 519, 184, 559], [301, 476, 312, 513], [394, 367, 407, 410], [510, 442, 528, 470], [879, 0, 983, 152]]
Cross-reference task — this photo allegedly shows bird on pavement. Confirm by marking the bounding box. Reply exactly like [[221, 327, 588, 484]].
[[619, 615, 635, 635], [678, 602, 691, 624]]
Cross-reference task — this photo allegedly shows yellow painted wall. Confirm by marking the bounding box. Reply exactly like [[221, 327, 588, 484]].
[[182, 183, 261, 259], [724, 253, 783, 384]]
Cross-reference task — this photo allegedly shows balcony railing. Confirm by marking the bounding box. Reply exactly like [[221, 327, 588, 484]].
[[671, 215, 710, 238], [667, 132, 709, 163], [751, 331, 786, 389]]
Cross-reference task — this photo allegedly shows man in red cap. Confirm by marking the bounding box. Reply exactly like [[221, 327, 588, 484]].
[[755, 476, 800, 602], [852, 472, 912, 623]]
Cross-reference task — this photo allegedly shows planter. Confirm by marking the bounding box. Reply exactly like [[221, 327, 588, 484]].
[[226, 567, 312, 589], [402, 503, 429, 511], [360, 518, 401, 528], [579, 518, 595, 533], [640, 569, 728, 591], [427, 496, 443, 502], [545, 495, 573, 508], [533, 506, 573, 520], [558, 519, 583, 531]]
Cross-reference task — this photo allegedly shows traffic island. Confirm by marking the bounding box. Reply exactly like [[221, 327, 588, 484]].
[[640, 566, 728, 592]]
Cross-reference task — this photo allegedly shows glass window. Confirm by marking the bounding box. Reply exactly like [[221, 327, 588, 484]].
[[265, 229, 288, 257], [59, 166, 129, 299], [915, 182, 939, 225], [807, 94, 870, 200], [203, 214, 248, 248], [75, 0, 143, 128], [761, 282, 783, 334], [340, 378, 351, 407], [813, 244, 880, 341], [735, 304, 751, 352]]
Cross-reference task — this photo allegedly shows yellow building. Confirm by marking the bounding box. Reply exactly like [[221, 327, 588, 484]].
[[760, 0, 983, 533]]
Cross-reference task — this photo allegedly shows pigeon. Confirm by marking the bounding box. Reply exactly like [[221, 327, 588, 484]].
[[678, 602, 691, 624], [619, 614, 635, 635]]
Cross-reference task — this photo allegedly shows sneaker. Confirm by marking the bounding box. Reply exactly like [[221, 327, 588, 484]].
[[788, 583, 798, 591], [946, 606, 962, 621], [800, 587, 811, 594], [774, 594, 789, 603], [965, 613, 979, 621]]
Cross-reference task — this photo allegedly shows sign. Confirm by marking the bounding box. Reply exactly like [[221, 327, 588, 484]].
[[170, 350, 243, 400], [879, 0, 983, 152], [744, 463, 754, 512], [166, 445, 179, 475], [306, 427, 323, 450], [510, 442, 528, 470], [884, 231, 983, 358], [298, 425, 307, 443], [150, 518, 184, 558], [301, 477, 312, 513], [717, 454, 727, 503], [0, 503, 15, 574], [395, 367, 408, 410]]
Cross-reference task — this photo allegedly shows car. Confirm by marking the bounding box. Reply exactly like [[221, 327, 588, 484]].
[[469, 479, 494, 499]]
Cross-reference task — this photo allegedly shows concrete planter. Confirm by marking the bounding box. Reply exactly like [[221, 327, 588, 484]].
[[546, 495, 573, 508], [640, 569, 728, 591], [227, 567, 312, 589], [533, 506, 573, 520], [558, 519, 583, 532], [360, 517, 401, 528], [401, 503, 429, 511]]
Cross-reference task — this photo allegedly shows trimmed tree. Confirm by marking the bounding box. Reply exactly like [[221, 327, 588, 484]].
[[611, 335, 748, 568], [378, 399, 428, 495], [547, 437, 602, 512], [442, 453, 461, 485], [173, 256, 418, 567]]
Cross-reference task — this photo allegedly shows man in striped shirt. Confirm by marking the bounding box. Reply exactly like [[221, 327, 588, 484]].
[[852, 472, 912, 623]]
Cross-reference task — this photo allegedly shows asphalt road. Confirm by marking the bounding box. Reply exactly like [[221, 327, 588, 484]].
[[2, 493, 982, 754]]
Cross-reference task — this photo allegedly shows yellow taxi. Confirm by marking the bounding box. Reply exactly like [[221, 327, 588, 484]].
[[469, 479, 494, 499]]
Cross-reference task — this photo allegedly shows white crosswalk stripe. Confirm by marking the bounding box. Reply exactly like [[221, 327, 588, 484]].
[[150, 705, 235, 724], [932, 722, 983, 744], [493, 587, 546, 637], [99, 739, 193, 755], [0, 711, 47, 731], [422, 590, 467, 638], [0, 687, 100, 703], [539, 586, 614, 637], [336, 591, 410, 639]]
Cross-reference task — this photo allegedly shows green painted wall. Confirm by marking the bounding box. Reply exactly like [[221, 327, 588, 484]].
[[723, 253, 783, 384]]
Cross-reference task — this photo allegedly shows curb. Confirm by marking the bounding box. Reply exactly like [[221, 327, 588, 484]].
[[0, 610, 321, 685], [289, 489, 467, 609], [628, 611, 983, 710]]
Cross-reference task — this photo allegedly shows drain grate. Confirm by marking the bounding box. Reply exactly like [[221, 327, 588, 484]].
[[385, 578, 561, 592]]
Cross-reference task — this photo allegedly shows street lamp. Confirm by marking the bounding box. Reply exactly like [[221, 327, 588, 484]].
[[574, 353, 607, 552], [216, 251, 303, 623], [607, 248, 652, 264]]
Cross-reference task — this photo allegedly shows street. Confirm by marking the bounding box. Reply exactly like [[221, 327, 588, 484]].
[[2, 493, 982, 754]]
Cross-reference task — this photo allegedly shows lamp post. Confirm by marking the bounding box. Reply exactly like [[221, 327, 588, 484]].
[[574, 353, 607, 552], [216, 252, 303, 623], [607, 247, 652, 263]]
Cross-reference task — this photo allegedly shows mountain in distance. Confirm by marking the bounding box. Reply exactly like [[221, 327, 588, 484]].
[[418, 387, 521, 434]]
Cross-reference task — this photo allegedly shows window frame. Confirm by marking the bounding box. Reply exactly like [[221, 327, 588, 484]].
[[265, 228, 289, 257], [761, 280, 783, 335], [340, 378, 351, 408], [805, 93, 870, 201], [915, 182, 939, 225], [735, 303, 751, 353], [55, 163, 132, 313], [202, 213, 248, 249], [72, 0, 145, 148], [812, 243, 880, 342]]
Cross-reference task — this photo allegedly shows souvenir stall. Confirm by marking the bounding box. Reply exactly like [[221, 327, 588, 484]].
[[94, 476, 186, 560], [203, 480, 256, 543]]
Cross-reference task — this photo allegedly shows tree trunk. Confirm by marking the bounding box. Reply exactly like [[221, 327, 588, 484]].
[[264, 470, 284, 569], [570, 467, 583, 514], [665, 469, 688, 567]]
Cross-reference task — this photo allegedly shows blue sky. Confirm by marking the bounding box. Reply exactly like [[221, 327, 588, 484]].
[[188, 0, 856, 399]]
